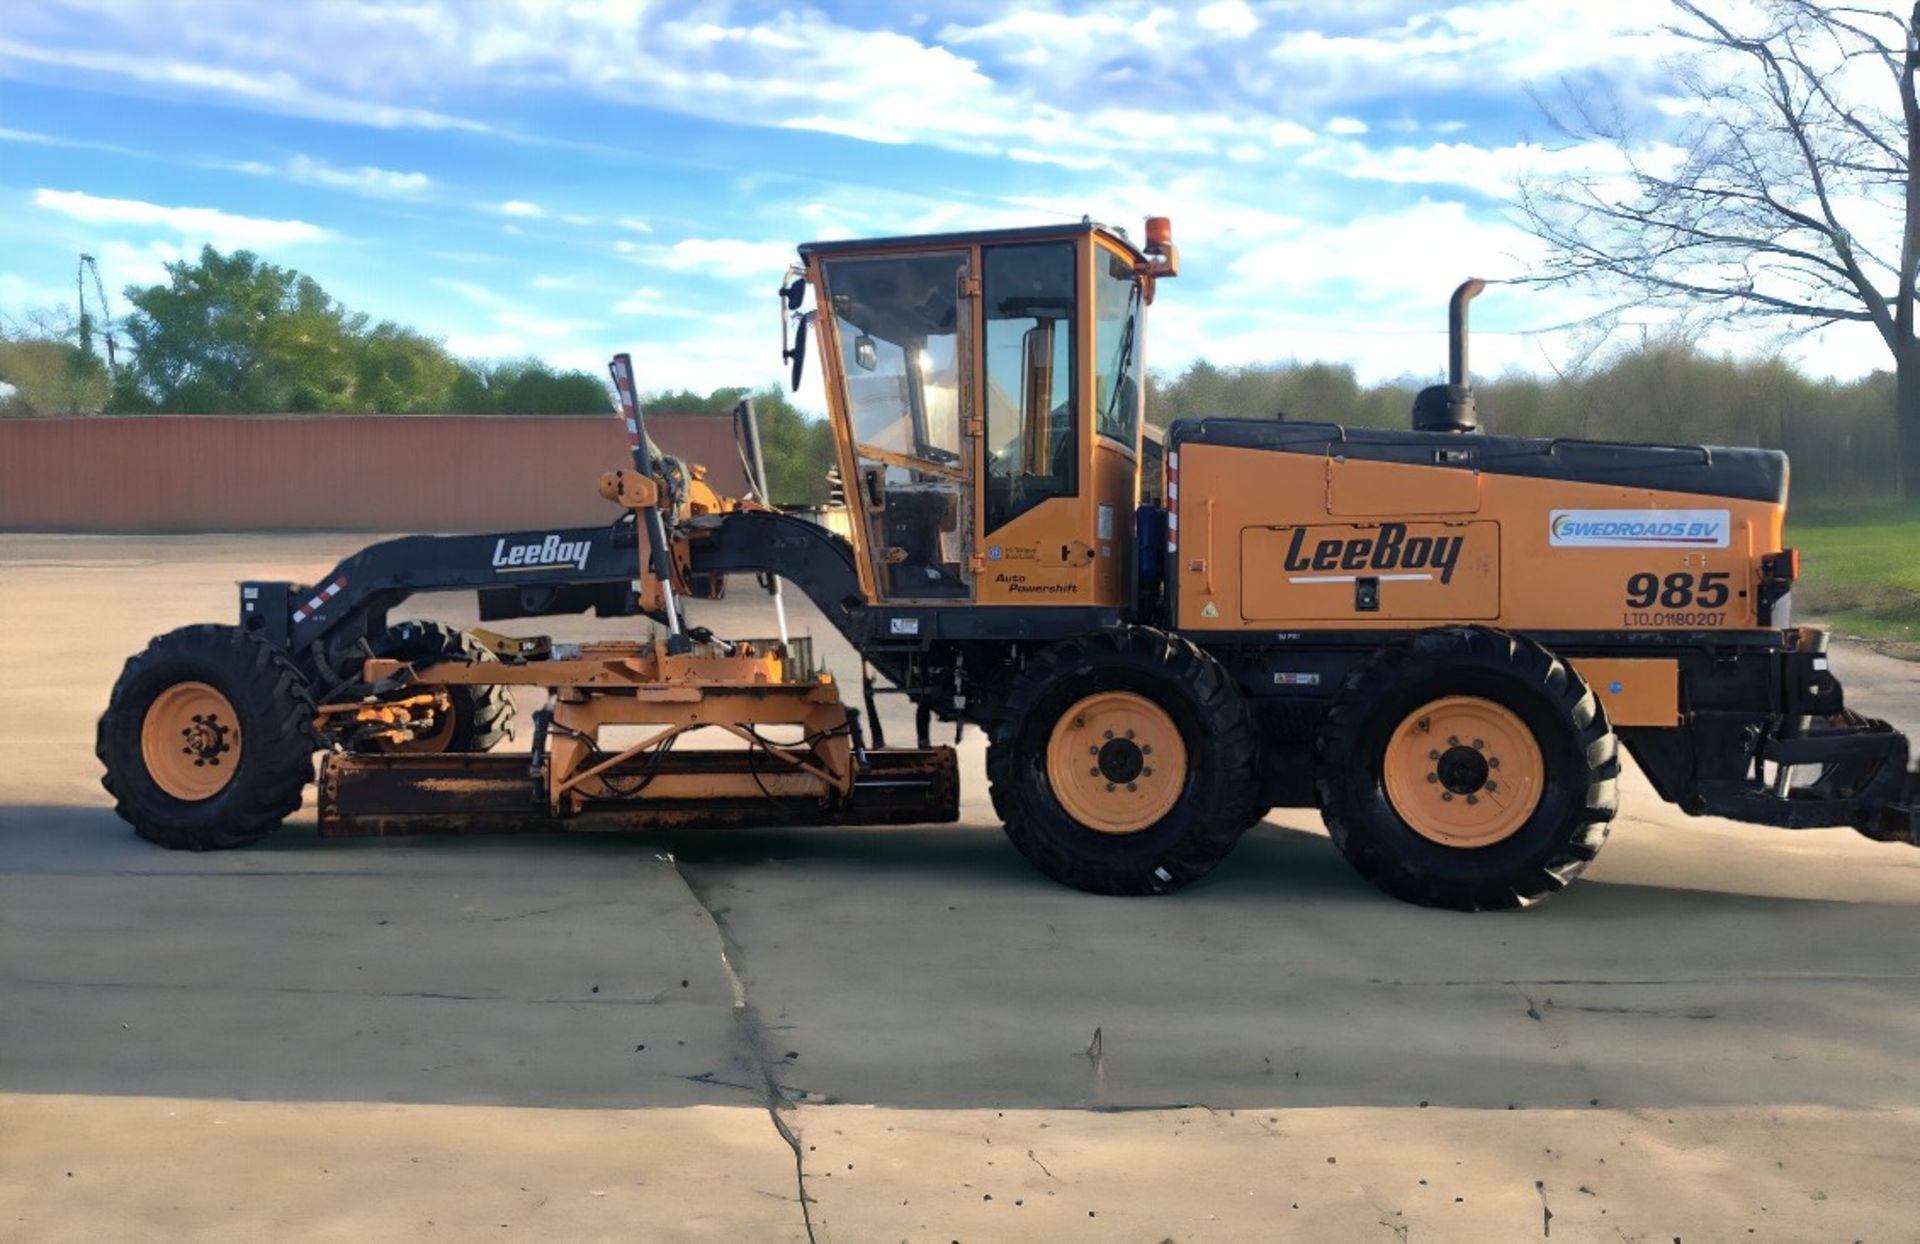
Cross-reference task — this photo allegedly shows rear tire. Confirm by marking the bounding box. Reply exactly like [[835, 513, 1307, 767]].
[[97, 624, 319, 850], [353, 621, 515, 754], [986, 627, 1261, 895], [1315, 626, 1618, 911]]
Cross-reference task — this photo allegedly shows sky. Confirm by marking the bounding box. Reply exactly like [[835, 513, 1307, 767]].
[[0, 0, 1897, 409]]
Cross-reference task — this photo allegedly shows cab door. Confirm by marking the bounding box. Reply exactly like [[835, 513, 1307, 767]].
[[816, 249, 976, 602], [974, 239, 1090, 604]]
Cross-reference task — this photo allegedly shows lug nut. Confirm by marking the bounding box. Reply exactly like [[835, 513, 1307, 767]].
[[1488, 757, 1500, 769], [1441, 791, 1454, 801], [1142, 744, 1153, 755], [1472, 738, 1485, 750], [1104, 730, 1114, 740], [1089, 746, 1099, 755], [1127, 783, 1137, 792], [1428, 749, 1440, 760], [1448, 735, 1459, 746], [1089, 767, 1100, 777], [1125, 729, 1135, 739], [1105, 782, 1116, 792], [1465, 794, 1478, 805], [1486, 781, 1498, 792], [1142, 767, 1154, 777]]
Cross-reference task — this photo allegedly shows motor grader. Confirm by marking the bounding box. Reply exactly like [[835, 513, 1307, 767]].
[[98, 216, 1920, 910]]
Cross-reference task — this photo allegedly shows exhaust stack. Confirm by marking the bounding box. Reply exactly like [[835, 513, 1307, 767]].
[[1413, 278, 1486, 434]]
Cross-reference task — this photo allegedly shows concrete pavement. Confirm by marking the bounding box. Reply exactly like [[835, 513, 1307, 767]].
[[3, 533, 1919, 1241]]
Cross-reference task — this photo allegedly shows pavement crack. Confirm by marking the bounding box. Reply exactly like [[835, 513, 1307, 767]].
[[1514, 984, 1545, 1023], [669, 855, 817, 1244]]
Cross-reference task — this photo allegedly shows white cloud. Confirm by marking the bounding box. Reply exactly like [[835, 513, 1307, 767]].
[[493, 310, 598, 338], [230, 154, 430, 196], [1304, 138, 1676, 194], [498, 199, 543, 217], [654, 238, 795, 282], [613, 286, 665, 315], [1196, 1, 1260, 38], [443, 331, 528, 358], [1269, 121, 1316, 147], [431, 277, 505, 307], [1229, 199, 1542, 297], [92, 239, 191, 288], [31, 188, 326, 248], [0, 36, 496, 136], [284, 155, 429, 196], [1326, 116, 1369, 136], [618, 217, 654, 234]]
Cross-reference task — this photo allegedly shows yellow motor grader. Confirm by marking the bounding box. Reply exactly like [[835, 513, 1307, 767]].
[[98, 217, 1919, 909]]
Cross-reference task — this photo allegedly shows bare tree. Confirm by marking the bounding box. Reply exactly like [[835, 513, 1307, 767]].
[[1521, 0, 1920, 501]]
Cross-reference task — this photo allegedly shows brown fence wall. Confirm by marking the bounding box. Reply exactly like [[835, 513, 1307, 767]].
[[0, 415, 750, 533]]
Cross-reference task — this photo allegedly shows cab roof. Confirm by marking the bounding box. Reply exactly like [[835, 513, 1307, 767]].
[[797, 220, 1146, 264]]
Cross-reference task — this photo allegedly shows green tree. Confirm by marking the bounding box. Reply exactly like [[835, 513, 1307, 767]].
[[0, 310, 112, 415], [1146, 336, 1904, 506], [452, 358, 611, 414], [112, 247, 363, 412], [638, 383, 835, 506], [106, 246, 610, 415]]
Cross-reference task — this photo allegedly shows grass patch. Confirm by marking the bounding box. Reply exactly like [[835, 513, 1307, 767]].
[[1787, 502, 1920, 652]]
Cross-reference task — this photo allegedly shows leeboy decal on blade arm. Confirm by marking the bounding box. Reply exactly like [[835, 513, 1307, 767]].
[[1548, 510, 1731, 549], [492, 534, 593, 572]]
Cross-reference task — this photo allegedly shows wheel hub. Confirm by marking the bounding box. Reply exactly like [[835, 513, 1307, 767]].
[[140, 681, 244, 802], [1096, 736, 1145, 784], [1382, 695, 1542, 848], [1045, 691, 1188, 835], [1434, 744, 1490, 795]]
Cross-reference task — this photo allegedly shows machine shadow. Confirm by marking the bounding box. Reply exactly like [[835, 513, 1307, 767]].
[[7, 803, 1920, 1116]]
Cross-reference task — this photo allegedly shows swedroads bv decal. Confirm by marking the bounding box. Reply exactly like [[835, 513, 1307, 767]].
[[1549, 510, 1730, 549]]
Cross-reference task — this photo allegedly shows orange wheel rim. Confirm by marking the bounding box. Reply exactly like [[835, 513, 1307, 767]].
[[140, 681, 242, 802], [1045, 691, 1187, 835], [1383, 696, 1542, 848]]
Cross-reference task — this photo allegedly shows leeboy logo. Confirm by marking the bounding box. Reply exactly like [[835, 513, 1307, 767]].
[[1549, 509, 1730, 549], [1283, 523, 1464, 584], [492, 534, 592, 572]]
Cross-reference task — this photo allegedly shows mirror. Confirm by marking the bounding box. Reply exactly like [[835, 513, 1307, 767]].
[[854, 333, 878, 372], [785, 276, 807, 311], [789, 312, 810, 391]]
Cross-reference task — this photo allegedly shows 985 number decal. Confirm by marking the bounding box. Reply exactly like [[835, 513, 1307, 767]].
[[1622, 571, 1732, 627], [1625, 571, 1730, 608]]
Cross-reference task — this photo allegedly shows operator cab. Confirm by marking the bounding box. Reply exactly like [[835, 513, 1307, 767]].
[[786, 218, 1177, 609]]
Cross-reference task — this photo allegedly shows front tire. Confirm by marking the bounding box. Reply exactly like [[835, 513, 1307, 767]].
[[97, 624, 319, 850], [1315, 627, 1618, 911], [986, 627, 1261, 895]]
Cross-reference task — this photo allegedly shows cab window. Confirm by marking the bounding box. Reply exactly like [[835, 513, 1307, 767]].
[[982, 241, 1075, 533], [1093, 247, 1142, 448]]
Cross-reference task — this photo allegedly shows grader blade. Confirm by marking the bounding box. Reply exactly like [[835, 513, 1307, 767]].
[[317, 746, 959, 837]]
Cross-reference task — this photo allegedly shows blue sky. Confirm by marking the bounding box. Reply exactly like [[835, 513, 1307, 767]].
[[0, 1, 1886, 407]]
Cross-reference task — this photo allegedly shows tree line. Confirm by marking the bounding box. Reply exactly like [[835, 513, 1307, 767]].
[[0, 243, 1905, 508], [1147, 341, 1903, 508], [0, 245, 836, 505], [0, 246, 609, 417]]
